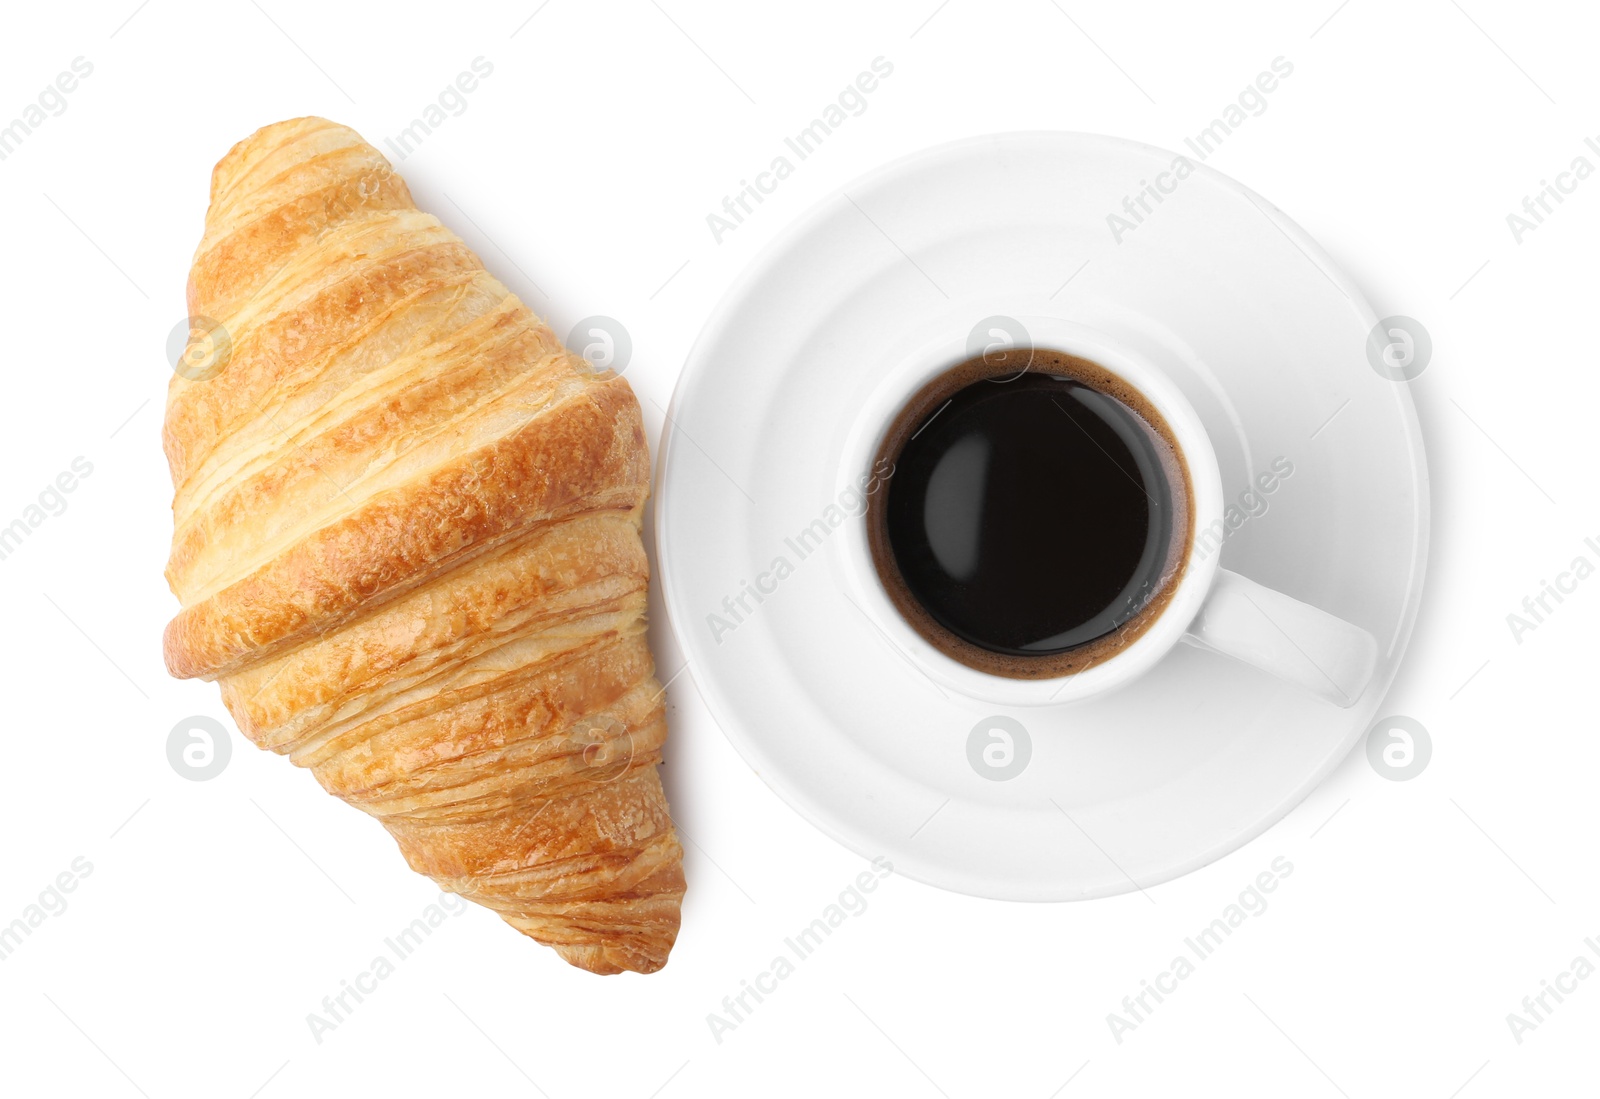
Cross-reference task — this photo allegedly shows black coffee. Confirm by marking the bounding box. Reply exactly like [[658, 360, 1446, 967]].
[[867, 349, 1191, 679]]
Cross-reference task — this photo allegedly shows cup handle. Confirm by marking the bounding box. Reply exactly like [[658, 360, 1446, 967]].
[[1182, 569, 1379, 708]]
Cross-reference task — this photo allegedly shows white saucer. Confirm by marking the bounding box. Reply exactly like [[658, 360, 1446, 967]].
[[655, 132, 1428, 900]]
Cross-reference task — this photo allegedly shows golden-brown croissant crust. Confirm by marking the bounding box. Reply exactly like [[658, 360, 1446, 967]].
[[163, 116, 683, 975]]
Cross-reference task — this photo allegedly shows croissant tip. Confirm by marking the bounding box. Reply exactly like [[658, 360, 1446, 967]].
[[552, 941, 672, 976]]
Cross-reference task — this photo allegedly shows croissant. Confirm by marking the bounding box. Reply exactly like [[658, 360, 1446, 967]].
[[161, 117, 684, 975]]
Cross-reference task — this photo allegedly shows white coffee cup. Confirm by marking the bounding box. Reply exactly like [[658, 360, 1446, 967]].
[[837, 314, 1378, 708]]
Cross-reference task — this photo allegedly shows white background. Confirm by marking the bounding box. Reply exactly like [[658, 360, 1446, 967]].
[[1, 1, 1595, 1096]]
